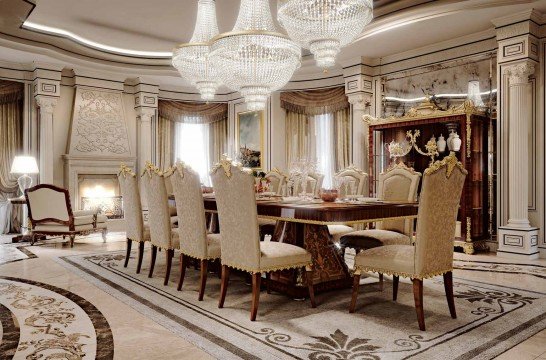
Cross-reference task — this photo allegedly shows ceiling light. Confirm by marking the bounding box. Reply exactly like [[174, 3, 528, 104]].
[[209, 0, 301, 111], [278, 0, 373, 69], [172, 0, 221, 101], [23, 21, 172, 58]]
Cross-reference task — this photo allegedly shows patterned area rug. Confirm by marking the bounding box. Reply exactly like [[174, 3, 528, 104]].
[[0, 277, 113, 359], [57, 250, 546, 360]]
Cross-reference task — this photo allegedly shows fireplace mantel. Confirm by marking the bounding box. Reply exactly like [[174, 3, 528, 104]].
[[63, 154, 136, 209]]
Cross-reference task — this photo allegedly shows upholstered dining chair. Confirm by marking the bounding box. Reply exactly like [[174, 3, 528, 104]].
[[291, 172, 324, 197], [264, 168, 286, 195], [349, 153, 467, 331], [169, 162, 221, 301], [211, 159, 316, 321], [118, 165, 149, 273], [328, 166, 369, 243], [25, 184, 107, 247], [340, 162, 421, 288], [141, 162, 180, 285]]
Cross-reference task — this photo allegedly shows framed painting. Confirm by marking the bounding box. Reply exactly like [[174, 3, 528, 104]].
[[236, 110, 264, 169]]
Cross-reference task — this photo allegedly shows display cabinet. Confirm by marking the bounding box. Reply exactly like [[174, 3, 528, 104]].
[[364, 98, 496, 254]]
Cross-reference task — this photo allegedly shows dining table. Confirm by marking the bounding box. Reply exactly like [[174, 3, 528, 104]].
[[197, 195, 419, 298]]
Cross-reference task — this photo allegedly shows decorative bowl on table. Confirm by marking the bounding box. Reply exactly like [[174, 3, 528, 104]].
[[320, 189, 338, 202]]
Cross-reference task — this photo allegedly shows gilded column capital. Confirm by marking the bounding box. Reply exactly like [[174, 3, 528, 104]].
[[136, 107, 155, 122], [504, 62, 535, 85], [35, 96, 59, 115]]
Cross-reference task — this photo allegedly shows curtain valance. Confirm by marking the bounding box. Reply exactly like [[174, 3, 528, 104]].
[[0, 81, 24, 105], [159, 100, 228, 123], [280, 86, 349, 116]]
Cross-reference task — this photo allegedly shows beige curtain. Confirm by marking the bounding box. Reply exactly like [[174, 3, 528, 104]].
[[280, 87, 349, 115], [333, 108, 351, 171], [157, 116, 175, 169], [0, 81, 23, 234], [285, 111, 311, 166], [209, 118, 227, 165], [159, 100, 228, 123]]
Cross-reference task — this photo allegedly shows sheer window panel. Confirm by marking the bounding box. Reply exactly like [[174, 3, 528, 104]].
[[174, 121, 211, 186], [314, 113, 335, 188]]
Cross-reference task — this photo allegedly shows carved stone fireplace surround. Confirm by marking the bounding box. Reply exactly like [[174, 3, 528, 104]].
[[63, 155, 136, 210]]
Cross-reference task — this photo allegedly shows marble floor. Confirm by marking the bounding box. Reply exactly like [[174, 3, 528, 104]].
[[0, 233, 545, 360]]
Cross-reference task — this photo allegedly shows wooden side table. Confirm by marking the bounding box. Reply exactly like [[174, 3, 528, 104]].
[[8, 197, 43, 243]]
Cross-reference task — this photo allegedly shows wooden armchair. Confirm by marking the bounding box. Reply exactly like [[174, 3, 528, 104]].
[[25, 184, 108, 247]]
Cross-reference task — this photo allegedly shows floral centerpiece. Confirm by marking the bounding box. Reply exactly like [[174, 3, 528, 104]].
[[252, 170, 270, 193]]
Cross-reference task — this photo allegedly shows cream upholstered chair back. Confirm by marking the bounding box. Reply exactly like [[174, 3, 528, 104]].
[[118, 165, 145, 242], [142, 164, 175, 249], [26, 185, 70, 223], [377, 163, 422, 235], [264, 169, 286, 195], [414, 154, 467, 277], [170, 162, 209, 259], [308, 172, 324, 196], [334, 166, 369, 197], [211, 160, 261, 271]]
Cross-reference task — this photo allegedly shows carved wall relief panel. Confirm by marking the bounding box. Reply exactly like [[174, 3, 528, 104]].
[[68, 88, 131, 156]]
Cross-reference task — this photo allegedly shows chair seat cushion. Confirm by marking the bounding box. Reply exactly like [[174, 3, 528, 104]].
[[34, 223, 94, 233], [354, 244, 415, 277], [206, 233, 221, 259], [327, 225, 354, 243], [340, 229, 411, 251], [259, 241, 312, 271], [258, 218, 276, 226], [73, 210, 97, 217], [73, 215, 95, 226]]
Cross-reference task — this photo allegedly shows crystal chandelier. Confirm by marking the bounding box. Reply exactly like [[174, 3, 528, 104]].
[[209, 0, 301, 111], [278, 0, 373, 69], [172, 0, 220, 101]]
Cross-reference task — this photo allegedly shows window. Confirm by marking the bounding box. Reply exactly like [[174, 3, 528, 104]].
[[173, 121, 211, 185], [313, 113, 335, 188]]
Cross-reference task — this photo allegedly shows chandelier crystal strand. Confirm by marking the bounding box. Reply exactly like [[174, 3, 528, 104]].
[[172, 0, 221, 101], [278, 0, 373, 69], [210, 0, 301, 111]]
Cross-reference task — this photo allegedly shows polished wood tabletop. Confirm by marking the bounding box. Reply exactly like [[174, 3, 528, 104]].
[[200, 195, 419, 225]]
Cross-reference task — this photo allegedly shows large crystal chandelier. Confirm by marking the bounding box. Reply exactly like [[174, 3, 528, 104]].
[[209, 0, 301, 111], [172, 0, 220, 101], [278, 0, 373, 69]]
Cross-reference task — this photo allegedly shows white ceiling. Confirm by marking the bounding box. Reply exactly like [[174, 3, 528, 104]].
[[24, 0, 546, 62]]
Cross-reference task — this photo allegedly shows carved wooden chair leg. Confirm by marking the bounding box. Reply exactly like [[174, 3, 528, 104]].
[[198, 259, 208, 301], [69, 234, 75, 248], [305, 266, 316, 308], [177, 254, 187, 291], [136, 242, 145, 274], [218, 265, 230, 308], [250, 272, 262, 321], [265, 272, 271, 294], [164, 249, 174, 286], [379, 273, 384, 291], [412, 278, 425, 331], [349, 273, 361, 313], [148, 245, 157, 278], [124, 239, 132, 268], [393, 275, 399, 301], [443, 271, 457, 319], [31, 233, 36, 246]]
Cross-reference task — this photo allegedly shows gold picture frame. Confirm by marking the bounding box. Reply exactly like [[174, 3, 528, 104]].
[[236, 110, 264, 169]]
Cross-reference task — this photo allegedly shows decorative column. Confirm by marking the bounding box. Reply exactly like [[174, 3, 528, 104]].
[[136, 108, 155, 175], [347, 94, 372, 172], [497, 61, 539, 259], [35, 96, 58, 184]]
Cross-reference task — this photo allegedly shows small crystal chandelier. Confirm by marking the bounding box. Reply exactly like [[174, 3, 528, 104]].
[[209, 0, 301, 111], [278, 0, 373, 69], [172, 0, 221, 101], [467, 80, 485, 107]]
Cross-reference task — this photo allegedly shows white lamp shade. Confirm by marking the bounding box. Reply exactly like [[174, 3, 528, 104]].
[[10, 156, 39, 174]]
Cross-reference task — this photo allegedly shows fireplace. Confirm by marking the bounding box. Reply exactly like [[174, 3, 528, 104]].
[[78, 174, 123, 219]]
